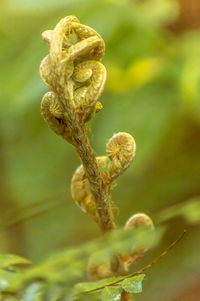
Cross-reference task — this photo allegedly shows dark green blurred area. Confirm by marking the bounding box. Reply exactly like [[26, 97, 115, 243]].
[[0, 0, 200, 300]]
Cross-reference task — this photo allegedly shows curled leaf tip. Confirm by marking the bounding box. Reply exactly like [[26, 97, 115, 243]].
[[40, 15, 107, 134], [106, 132, 136, 181], [42, 30, 53, 45], [125, 213, 154, 231], [71, 156, 109, 224], [124, 213, 154, 260]]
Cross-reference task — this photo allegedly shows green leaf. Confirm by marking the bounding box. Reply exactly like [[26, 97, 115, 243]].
[[71, 273, 146, 298], [101, 286, 122, 301], [0, 254, 31, 270], [121, 274, 145, 294]]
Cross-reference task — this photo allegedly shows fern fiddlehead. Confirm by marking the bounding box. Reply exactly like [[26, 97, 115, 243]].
[[40, 16, 155, 300], [71, 133, 136, 224], [40, 16, 115, 232], [40, 15, 139, 233]]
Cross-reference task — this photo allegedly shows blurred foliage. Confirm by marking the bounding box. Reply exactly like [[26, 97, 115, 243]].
[[0, 229, 161, 300], [156, 198, 200, 224], [0, 0, 200, 300]]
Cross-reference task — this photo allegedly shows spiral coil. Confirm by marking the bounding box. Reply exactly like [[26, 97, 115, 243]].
[[40, 15, 107, 143], [40, 17, 155, 286], [40, 16, 136, 226], [71, 132, 136, 223]]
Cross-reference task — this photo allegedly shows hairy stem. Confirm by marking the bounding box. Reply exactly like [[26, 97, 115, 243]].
[[59, 91, 116, 233], [73, 125, 116, 232]]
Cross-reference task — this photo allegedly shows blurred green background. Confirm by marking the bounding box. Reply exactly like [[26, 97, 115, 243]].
[[0, 0, 200, 300]]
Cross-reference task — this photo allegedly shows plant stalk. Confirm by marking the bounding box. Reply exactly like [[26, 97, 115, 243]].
[[59, 89, 116, 233]]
